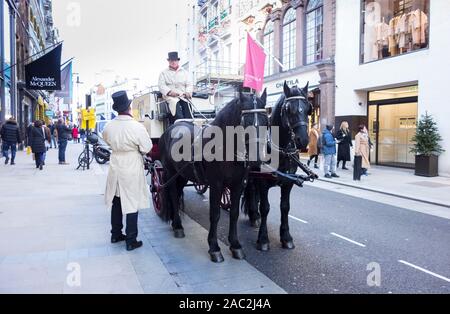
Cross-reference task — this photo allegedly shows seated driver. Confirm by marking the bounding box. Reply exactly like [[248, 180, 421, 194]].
[[158, 51, 193, 123]]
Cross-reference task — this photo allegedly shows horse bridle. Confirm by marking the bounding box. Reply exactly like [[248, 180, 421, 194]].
[[282, 95, 310, 132], [240, 94, 268, 128]]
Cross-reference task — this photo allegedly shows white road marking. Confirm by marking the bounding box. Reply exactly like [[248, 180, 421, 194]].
[[398, 260, 450, 283], [330, 232, 366, 248], [289, 215, 309, 224]]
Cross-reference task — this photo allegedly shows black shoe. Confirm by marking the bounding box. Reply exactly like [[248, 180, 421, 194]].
[[325, 174, 332, 179], [342, 167, 349, 170], [331, 173, 340, 178], [10, 161, 15, 165], [111, 234, 126, 244], [39, 164, 43, 171], [126, 241, 143, 251], [307, 161, 311, 167], [314, 164, 319, 169], [5, 158, 9, 165]]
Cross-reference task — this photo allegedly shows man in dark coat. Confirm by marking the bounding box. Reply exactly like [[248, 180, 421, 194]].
[[1, 117, 21, 165], [56, 119, 72, 165]]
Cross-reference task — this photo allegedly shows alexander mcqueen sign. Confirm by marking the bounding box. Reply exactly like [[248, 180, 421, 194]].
[[29, 77, 58, 88], [25, 44, 62, 91]]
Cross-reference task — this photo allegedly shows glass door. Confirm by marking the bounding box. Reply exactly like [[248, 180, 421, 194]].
[[377, 103, 418, 167]]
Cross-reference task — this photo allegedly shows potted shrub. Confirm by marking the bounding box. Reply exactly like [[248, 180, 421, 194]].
[[410, 112, 445, 177]]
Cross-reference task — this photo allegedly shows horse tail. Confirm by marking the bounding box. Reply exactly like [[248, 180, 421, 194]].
[[241, 179, 260, 217]]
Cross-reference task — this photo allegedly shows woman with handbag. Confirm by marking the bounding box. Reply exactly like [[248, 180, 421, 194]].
[[355, 125, 371, 177], [30, 121, 51, 170]]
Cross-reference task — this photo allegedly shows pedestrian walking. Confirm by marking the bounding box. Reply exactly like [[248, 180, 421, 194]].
[[48, 121, 58, 149], [355, 125, 371, 176], [322, 124, 340, 179], [30, 121, 50, 170], [307, 123, 320, 169], [103, 91, 153, 252], [80, 128, 86, 143], [1, 117, 21, 165], [72, 126, 80, 144], [41, 121, 51, 166], [56, 119, 72, 165], [337, 121, 353, 170]]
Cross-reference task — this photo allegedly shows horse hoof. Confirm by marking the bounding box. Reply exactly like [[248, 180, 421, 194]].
[[210, 251, 225, 263], [230, 248, 246, 260], [256, 243, 270, 252], [174, 229, 185, 239], [281, 241, 295, 250], [250, 219, 261, 228]]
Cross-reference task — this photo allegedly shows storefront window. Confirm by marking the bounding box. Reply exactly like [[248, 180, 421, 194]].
[[305, 0, 323, 64], [264, 21, 274, 77], [362, 0, 430, 63], [282, 8, 296, 71]]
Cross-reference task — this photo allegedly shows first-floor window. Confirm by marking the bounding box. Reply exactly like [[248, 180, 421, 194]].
[[362, 0, 430, 63]]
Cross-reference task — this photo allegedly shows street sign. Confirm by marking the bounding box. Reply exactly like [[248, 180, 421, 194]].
[[81, 108, 96, 121], [81, 108, 96, 130], [45, 110, 54, 117]]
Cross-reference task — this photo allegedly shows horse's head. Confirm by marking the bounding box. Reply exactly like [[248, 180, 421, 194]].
[[281, 81, 313, 150]]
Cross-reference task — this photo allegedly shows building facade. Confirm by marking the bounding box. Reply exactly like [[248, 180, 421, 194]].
[[335, 0, 450, 175], [0, 0, 17, 123], [250, 0, 336, 127], [1, 0, 58, 143]]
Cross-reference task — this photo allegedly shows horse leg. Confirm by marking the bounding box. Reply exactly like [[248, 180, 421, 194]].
[[228, 184, 245, 260], [167, 179, 185, 239], [208, 183, 224, 263], [280, 183, 295, 250], [256, 184, 271, 251], [246, 179, 261, 228]]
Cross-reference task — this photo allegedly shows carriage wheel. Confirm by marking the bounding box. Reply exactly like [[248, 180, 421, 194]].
[[151, 161, 164, 217], [194, 184, 208, 195], [220, 187, 231, 211]]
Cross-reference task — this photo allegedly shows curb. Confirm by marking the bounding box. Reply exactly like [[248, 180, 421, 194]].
[[317, 178, 450, 209]]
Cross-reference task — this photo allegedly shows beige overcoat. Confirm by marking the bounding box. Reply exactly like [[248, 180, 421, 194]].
[[103, 115, 153, 215]]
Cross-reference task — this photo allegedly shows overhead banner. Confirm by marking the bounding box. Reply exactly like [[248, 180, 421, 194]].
[[25, 44, 62, 90], [55, 61, 73, 103]]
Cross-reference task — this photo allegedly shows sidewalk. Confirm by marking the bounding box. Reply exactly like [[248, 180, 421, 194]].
[[0, 144, 285, 294], [301, 156, 450, 208]]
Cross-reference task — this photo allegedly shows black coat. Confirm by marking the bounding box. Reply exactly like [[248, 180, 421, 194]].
[[1, 121, 21, 144], [56, 124, 72, 141], [337, 129, 353, 162], [30, 126, 50, 153]]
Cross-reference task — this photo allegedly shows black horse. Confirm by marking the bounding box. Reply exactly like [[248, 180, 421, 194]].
[[243, 82, 313, 251], [158, 90, 269, 263]]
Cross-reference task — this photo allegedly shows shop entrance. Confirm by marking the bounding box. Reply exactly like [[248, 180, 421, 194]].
[[368, 86, 418, 168]]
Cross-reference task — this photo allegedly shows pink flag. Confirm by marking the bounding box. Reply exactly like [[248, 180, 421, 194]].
[[243, 33, 266, 92]]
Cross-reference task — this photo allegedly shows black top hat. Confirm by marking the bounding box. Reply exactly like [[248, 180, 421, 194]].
[[167, 51, 180, 61], [112, 91, 132, 113]]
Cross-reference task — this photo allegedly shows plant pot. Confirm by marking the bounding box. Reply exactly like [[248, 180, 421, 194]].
[[415, 155, 439, 177]]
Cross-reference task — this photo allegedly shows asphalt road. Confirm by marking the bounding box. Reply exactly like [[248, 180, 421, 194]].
[[180, 184, 450, 294]]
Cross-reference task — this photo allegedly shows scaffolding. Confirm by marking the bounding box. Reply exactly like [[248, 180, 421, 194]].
[[195, 60, 244, 111]]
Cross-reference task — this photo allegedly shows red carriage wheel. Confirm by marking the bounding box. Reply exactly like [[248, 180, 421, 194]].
[[194, 184, 208, 195], [220, 187, 231, 211], [151, 161, 164, 217]]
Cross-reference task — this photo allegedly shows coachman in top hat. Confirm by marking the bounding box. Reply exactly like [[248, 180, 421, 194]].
[[103, 91, 153, 251], [158, 52, 193, 123]]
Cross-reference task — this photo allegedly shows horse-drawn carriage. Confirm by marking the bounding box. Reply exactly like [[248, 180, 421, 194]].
[[135, 82, 319, 263], [132, 87, 231, 214]]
